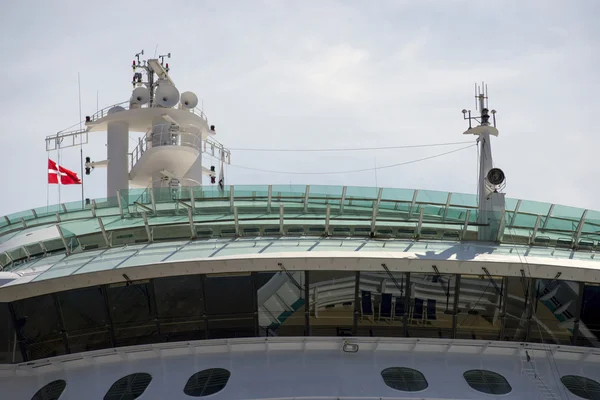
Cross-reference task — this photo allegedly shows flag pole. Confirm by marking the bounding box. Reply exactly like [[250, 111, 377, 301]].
[[78, 73, 85, 209]]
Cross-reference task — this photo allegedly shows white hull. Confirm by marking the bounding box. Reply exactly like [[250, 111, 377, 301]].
[[1, 337, 596, 399]]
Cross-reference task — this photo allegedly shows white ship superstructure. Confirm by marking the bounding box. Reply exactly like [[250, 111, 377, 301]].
[[0, 55, 600, 400]]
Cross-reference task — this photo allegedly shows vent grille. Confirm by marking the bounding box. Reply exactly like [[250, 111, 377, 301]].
[[381, 367, 428, 392], [463, 369, 512, 395], [31, 380, 67, 400], [104, 373, 152, 400], [184, 368, 231, 397], [561, 375, 600, 400]]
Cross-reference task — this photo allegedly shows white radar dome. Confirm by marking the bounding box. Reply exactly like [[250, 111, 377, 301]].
[[155, 81, 180, 108], [131, 87, 150, 106], [180, 91, 199, 109]]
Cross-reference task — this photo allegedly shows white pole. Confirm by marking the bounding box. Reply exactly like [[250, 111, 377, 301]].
[[78, 73, 84, 209]]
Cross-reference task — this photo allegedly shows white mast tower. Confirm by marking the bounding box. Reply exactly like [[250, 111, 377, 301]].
[[77, 50, 230, 198], [462, 83, 506, 241]]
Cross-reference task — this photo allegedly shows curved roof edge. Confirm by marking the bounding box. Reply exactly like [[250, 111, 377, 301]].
[[1, 243, 599, 302]]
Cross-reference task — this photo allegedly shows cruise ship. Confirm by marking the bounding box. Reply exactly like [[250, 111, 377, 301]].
[[0, 52, 599, 400]]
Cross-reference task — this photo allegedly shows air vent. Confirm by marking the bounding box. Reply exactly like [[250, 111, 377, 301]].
[[104, 373, 152, 400], [381, 367, 428, 392], [561, 375, 600, 400], [32, 380, 66, 400], [183, 368, 231, 397], [463, 369, 511, 395]]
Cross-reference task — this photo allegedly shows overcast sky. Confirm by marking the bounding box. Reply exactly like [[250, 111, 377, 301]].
[[0, 0, 598, 215]]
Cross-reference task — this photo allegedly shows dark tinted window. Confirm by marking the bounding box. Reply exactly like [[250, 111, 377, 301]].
[[154, 275, 205, 341], [381, 367, 428, 392], [0, 303, 20, 363], [204, 274, 255, 339], [204, 274, 253, 316], [463, 369, 512, 395], [104, 373, 151, 400], [561, 375, 600, 400], [57, 286, 111, 353], [184, 368, 231, 397], [31, 379, 66, 400], [107, 281, 158, 346], [12, 294, 65, 360]]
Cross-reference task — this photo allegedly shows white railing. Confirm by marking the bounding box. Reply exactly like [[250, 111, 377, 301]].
[[130, 124, 202, 170], [86, 100, 208, 123]]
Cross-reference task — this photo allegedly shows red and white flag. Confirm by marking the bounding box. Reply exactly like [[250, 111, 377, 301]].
[[48, 159, 81, 185]]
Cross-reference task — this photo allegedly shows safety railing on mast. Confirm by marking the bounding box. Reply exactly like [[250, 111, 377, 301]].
[[129, 124, 203, 170]]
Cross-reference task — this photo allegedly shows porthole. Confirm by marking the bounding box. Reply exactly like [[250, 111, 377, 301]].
[[184, 368, 231, 397], [31, 380, 66, 400], [463, 369, 512, 395], [381, 367, 428, 392], [104, 373, 152, 400], [561, 375, 600, 399]]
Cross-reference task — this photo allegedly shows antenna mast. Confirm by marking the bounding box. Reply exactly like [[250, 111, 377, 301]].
[[461, 82, 506, 242]]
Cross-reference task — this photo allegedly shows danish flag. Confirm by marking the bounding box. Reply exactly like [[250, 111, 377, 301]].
[[48, 159, 81, 185]]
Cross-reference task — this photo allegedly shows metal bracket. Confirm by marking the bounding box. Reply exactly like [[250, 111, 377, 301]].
[[267, 185, 272, 213], [98, 217, 110, 248], [340, 186, 347, 213], [304, 185, 310, 213]]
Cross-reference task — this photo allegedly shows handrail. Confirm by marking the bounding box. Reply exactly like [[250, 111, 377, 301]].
[[129, 124, 203, 170]]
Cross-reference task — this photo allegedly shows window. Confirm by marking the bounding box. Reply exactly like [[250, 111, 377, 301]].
[[184, 368, 231, 397], [463, 369, 512, 395], [31, 379, 66, 400], [561, 375, 600, 399], [381, 367, 428, 392], [104, 373, 152, 400]]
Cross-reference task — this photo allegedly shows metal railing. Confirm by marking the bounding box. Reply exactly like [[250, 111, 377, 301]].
[[86, 100, 208, 124], [130, 124, 203, 169]]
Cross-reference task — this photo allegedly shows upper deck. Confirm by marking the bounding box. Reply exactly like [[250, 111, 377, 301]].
[[0, 184, 598, 367]]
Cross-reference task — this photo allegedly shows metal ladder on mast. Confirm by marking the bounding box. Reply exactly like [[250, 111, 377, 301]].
[[520, 347, 560, 400]]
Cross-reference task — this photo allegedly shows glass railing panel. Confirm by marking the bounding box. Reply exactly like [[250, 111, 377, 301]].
[[381, 188, 415, 203], [552, 204, 586, 220], [59, 209, 94, 221], [32, 204, 62, 218], [63, 199, 86, 213], [233, 185, 269, 199], [450, 192, 478, 208], [201, 185, 229, 199], [416, 189, 449, 205], [58, 218, 101, 236], [504, 197, 519, 212], [542, 216, 578, 234], [510, 213, 539, 229], [518, 199, 552, 216], [6, 209, 36, 224], [270, 185, 306, 201]]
